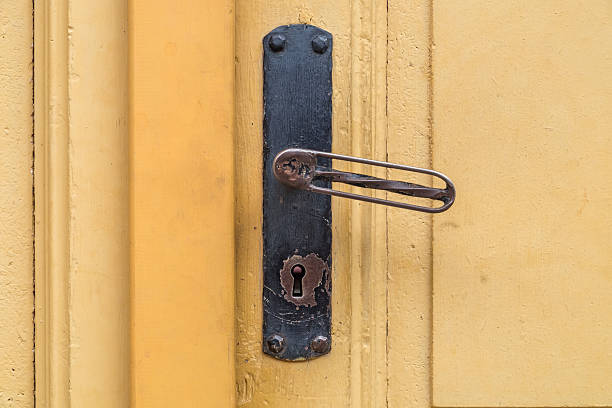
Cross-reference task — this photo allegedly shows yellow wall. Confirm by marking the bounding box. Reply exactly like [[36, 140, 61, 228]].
[[0, 0, 34, 406]]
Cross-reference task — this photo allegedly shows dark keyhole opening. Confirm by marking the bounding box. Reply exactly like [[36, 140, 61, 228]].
[[291, 264, 306, 297]]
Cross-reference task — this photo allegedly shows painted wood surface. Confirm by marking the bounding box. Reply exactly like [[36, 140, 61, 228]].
[[432, 1, 612, 406], [34, 0, 130, 406], [129, 0, 236, 406], [237, 1, 612, 407], [126, 0, 612, 406], [0, 1, 34, 406]]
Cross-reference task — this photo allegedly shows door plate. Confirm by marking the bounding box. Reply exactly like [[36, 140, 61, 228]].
[[262, 24, 333, 361]]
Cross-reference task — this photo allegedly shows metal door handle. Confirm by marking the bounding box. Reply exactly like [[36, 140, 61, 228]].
[[273, 148, 456, 213], [262, 24, 456, 362]]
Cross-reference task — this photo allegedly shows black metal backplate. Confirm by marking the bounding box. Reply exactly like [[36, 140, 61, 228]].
[[262, 24, 333, 361]]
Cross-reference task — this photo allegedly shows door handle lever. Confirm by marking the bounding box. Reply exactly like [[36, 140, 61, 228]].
[[262, 24, 455, 361], [273, 148, 456, 213]]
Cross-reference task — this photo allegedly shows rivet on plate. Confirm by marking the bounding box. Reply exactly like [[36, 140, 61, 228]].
[[311, 35, 329, 54], [310, 335, 330, 354], [266, 334, 286, 354], [269, 34, 286, 52]]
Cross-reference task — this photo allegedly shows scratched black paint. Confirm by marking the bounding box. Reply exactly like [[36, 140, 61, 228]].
[[262, 24, 333, 361]]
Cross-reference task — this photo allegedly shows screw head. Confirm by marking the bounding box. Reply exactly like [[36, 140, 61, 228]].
[[310, 335, 330, 354], [269, 34, 286, 52], [312, 35, 329, 54], [266, 334, 286, 354]]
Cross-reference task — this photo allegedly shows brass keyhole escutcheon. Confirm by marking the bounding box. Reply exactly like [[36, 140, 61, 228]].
[[290, 264, 306, 297]]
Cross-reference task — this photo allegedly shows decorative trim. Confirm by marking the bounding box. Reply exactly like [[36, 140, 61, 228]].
[[34, 0, 130, 406], [34, 0, 70, 405]]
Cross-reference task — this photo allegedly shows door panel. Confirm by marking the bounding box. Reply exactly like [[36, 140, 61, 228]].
[[432, 1, 612, 406], [130, 0, 236, 406]]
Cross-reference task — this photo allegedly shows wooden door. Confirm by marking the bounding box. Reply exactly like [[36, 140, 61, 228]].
[[432, 2, 612, 404], [131, 0, 612, 406]]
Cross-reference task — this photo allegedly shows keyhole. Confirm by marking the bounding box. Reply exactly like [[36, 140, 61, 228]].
[[291, 265, 306, 297]]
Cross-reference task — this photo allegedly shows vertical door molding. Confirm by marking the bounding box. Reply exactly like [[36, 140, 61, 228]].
[[347, 0, 389, 404], [129, 0, 236, 406], [386, 1, 435, 407], [34, 0, 130, 406]]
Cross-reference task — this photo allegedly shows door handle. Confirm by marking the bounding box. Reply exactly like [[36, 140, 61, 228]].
[[261, 24, 455, 362], [273, 148, 455, 213]]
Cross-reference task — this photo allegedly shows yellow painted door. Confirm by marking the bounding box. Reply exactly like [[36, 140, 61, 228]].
[[432, 2, 612, 404], [131, 0, 612, 406]]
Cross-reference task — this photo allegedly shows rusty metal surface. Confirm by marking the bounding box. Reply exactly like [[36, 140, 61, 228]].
[[274, 151, 316, 190], [262, 24, 333, 361], [279, 254, 329, 307]]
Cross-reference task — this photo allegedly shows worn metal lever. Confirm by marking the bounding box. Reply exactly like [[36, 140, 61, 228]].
[[273, 148, 456, 213], [262, 24, 455, 362]]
